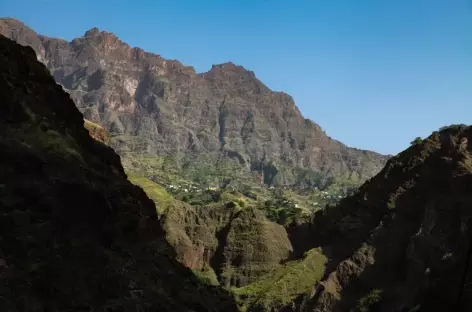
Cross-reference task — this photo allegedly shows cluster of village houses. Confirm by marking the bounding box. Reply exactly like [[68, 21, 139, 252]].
[[164, 183, 218, 193], [153, 175, 344, 209], [310, 191, 344, 207]]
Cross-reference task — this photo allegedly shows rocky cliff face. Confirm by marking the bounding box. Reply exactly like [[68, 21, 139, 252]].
[[0, 18, 388, 186], [287, 125, 472, 312], [163, 202, 293, 288], [0, 34, 237, 311]]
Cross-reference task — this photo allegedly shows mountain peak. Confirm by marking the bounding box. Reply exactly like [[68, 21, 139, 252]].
[[0, 17, 26, 27], [212, 62, 243, 70], [83, 27, 118, 42], [84, 27, 101, 37], [208, 62, 256, 77], [0, 18, 33, 34], [0, 18, 389, 188], [201, 62, 270, 94]]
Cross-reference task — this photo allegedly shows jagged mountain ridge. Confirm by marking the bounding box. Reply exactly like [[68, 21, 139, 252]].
[[0, 17, 389, 186], [283, 125, 472, 312], [0, 34, 237, 311]]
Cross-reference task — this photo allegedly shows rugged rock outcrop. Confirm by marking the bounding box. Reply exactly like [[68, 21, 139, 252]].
[[163, 203, 293, 288], [0, 17, 389, 186], [0, 34, 237, 311], [288, 125, 472, 312], [83, 119, 111, 145]]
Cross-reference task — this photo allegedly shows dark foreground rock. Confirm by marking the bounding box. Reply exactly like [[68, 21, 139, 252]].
[[288, 125, 472, 312], [0, 34, 237, 312]]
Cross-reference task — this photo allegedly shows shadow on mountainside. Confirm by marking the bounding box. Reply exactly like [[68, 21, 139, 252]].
[[0, 34, 237, 311], [281, 126, 472, 312]]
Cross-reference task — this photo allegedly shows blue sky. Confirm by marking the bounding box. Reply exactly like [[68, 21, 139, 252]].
[[2, 0, 471, 155]]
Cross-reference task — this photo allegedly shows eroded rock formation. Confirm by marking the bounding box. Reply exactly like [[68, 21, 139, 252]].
[[0, 18, 388, 187], [0, 34, 237, 312]]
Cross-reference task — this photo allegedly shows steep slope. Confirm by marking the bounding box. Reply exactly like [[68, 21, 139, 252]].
[[157, 197, 293, 288], [286, 124, 472, 312], [0, 17, 388, 187], [83, 119, 111, 145], [0, 34, 237, 311]]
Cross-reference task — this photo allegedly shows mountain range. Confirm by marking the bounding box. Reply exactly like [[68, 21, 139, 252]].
[[2, 17, 471, 312], [0, 17, 388, 187], [0, 34, 238, 311]]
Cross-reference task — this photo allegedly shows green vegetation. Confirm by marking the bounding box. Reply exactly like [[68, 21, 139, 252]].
[[218, 207, 293, 288], [439, 124, 468, 132], [410, 137, 423, 145], [119, 150, 248, 189], [119, 150, 368, 309], [120, 152, 193, 186], [126, 173, 173, 214], [261, 192, 310, 226], [0, 35, 241, 312], [9, 120, 85, 163], [121, 150, 353, 229], [193, 266, 220, 286], [83, 119, 111, 145], [408, 305, 421, 312], [353, 289, 383, 312], [232, 248, 327, 311], [387, 193, 397, 209], [119, 148, 361, 202]]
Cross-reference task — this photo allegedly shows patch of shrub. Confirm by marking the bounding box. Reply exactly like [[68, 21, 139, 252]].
[[232, 248, 327, 311], [354, 289, 383, 312], [193, 266, 219, 286], [439, 124, 468, 132], [410, 137, 422, 145]]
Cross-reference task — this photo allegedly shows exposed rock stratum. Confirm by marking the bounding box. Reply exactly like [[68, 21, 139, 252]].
[[0, 17, 389, 187]]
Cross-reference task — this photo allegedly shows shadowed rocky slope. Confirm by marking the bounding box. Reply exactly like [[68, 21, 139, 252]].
[[0, 34, 237, 311], [162, 203, 292, 288], [0, 17, 388, 187], [286, 125, 472, 312], [6, 16, 471, 312]]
